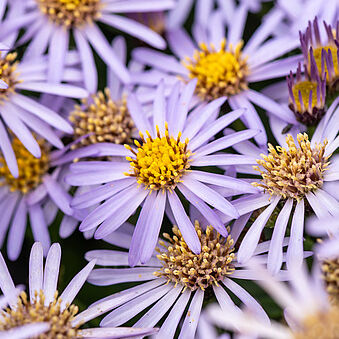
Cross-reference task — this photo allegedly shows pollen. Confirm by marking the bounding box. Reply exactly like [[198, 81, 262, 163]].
[[293, 306, 339, 339], [69, 88, 134, 147], [0, 137, 50, 194], [37, 0, 102, 28], [0, 52, 20, 104], [124, 123, 192, 191], [253, 133, 330, 200], [183, 39, 249, 101], [0, 290, 79, 338], [154, 221, 235, 291], [322, 257, 339, 306]]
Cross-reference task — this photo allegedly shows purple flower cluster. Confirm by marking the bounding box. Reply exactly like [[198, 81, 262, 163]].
[[0, 0, 338, 338]]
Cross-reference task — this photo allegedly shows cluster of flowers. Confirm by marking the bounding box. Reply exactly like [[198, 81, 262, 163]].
[[0, 0, 338, 338]]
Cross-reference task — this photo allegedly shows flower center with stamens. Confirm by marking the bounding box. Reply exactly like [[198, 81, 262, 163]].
[[0, 52, 20, 104], [37, 0, 102, 28], [70, 88, 134, 147], [322, 258, 339, 306], [312, 45, 339, 82], [293, 306, 339, 339], [0, 291, 80, 338], [124, 123, 192, 191], [289, 80, 325, 125], [154, 222, 235, 291], [0, 138, 50, 194], [183, 39, 249, 101], [253, 133, 330, 200]]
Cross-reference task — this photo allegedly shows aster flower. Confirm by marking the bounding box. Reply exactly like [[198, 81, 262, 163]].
[[0, 0, 176, 93], [300, 17, 339, 91], [0, 50, 88, 177], [0, 131, 121, 260], [0, 242, 157, 338], [131, 4, 301, 145], [219, 105, 339, 274], [207, 260, 339, 339], [61, 80, 259, 265], [85, 218, 293, 338]]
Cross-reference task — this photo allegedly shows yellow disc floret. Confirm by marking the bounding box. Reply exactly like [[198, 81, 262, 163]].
[[312, 45, 339, 82], [0, 138, 49, 194], [154, 221, 235, 291], [37, 0, 102, 27], [292, 81, 318, 113], [70, 88, 134, 147], [125, 123, 192, 191], [184, 38, 249, 101], [293, 306, 339, 339], [253, 133, 330, 200], [0, 290, 79, 338], [0, 52, 20, 104]]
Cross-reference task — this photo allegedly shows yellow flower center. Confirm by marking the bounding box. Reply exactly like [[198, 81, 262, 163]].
[[311, 45, 339, 82], [154, 222, 235, 291], [37, 0, 102, 27], [0, 291, 79, 338], [293, 306, 339, 339], [70, 88, 134, 147], [253, 133, 330, 200], [124, 123, 192, 191], [0, 52, 20, 104], [322, 257, 339, 306], [184, 39, 249, 101], [0, 138, 50, 194], [292, 81, 318, 112]]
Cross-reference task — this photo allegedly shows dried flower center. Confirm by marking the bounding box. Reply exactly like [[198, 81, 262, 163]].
[[322, 258, 339, 306], [253, 133, 330, 200], [154, 222, 235, 291], [0, 138, 50, 194], [312, 45, 339, 82], [70, 88, 134, 147], [293, 306, 339, 339], [183, 39, 249, 101], [0, 291, 79, 338], [0, 52, 20, 104], [124, 123, 192, 191], [37, 0, 102, 28]]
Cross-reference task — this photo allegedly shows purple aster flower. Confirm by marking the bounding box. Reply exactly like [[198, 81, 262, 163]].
[[85, 218, 293, 338], [0, 242, 157, 338], [207, 259, 338, 339], [61, 80, 259, 265], [0, 130, 117, 260], [218, 106, 339, 274], [0, 50, 88, 177], [300, 17, 339, 91], [0, 0, 176, 93], [131, 4, 302, 145]]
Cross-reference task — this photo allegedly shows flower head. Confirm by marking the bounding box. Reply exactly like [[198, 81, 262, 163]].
[[70, 88, 134, 147], [287, 62, 327, 125], [64, 80, 258, 266], [300, 17, 339, 89], [184, 39, 249, 100], [132, 4, 299, 145], [85, 217, 288, 338], [0, 242, 157, 338], [253, 133, 330, 200]]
